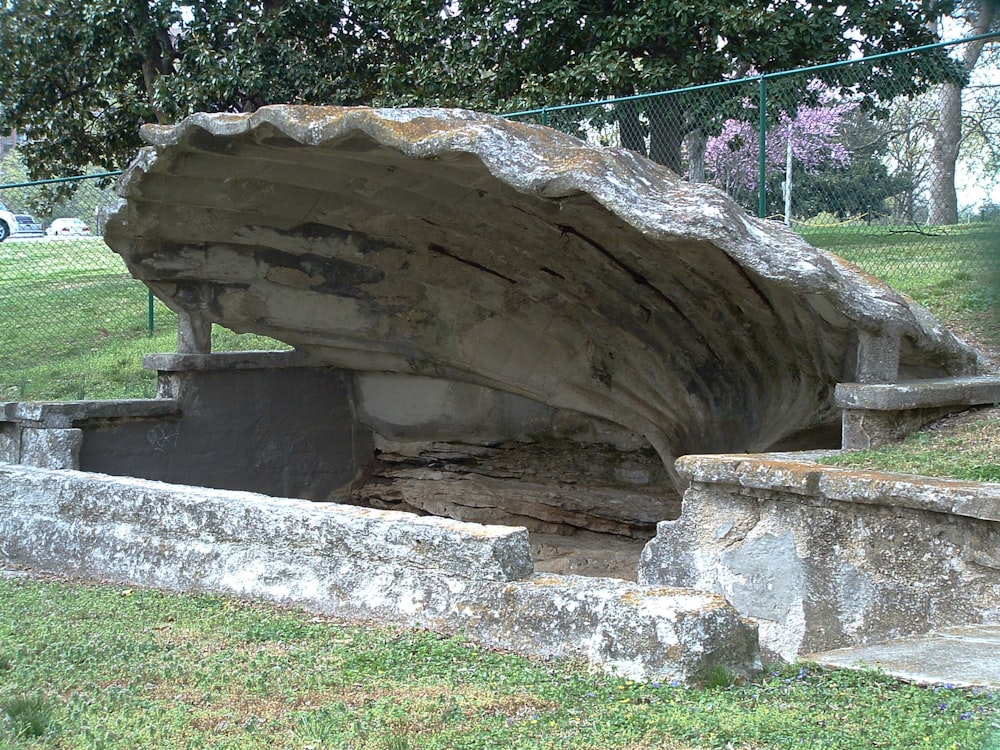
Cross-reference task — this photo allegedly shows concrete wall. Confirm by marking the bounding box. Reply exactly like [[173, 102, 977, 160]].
[[639, 453, 1000, 661], [0, 462, 760, 684], [1, 352, 374, 501], [138, 352, 374, 499]]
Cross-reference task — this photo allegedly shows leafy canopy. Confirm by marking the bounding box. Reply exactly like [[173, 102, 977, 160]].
[[0, 0, 957, 177]]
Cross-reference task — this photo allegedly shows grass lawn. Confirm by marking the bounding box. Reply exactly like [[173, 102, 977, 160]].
[[1, 575, 997, 749], [0, 237, 286, 401]]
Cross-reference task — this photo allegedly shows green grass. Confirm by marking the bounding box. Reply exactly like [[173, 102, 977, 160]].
[[799, 221, 1000, 294], [799, 222, 1000, 482], [820, 409, 1000, 482], [0, 237, 287, 400], [0, 575, 997, 749]]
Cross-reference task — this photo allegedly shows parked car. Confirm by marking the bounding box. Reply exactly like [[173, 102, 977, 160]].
[[0, 201, 19, 242], [13, 214, 45, 237], [45, 217, 91, 237]]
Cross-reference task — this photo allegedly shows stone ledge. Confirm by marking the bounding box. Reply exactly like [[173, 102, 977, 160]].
[[143, 349, 309, 372], [835, 376, 1000, 411], [0, 464, 533, 583], [675, 453, 1000, 522], [0, 399, 180, 428], [0, 462, 761, 683]]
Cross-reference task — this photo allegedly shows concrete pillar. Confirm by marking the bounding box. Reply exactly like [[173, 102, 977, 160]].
[[20, 428, 82, 469], [177, 312, 212, 354], [855, 330, 901, 384]]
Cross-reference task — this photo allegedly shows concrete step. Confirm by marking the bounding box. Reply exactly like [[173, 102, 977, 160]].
[[809, 625, 1000, 689]]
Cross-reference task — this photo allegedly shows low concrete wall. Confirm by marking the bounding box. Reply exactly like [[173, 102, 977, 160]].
[[1, 352, 374, 501], [0, 462, 760, 683], [639, 453, 1000, 661]]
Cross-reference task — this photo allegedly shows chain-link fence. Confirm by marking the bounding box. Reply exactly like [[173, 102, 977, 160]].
[[0, 173, 155, 400], [506, 32, 1000, 294], [2, 33, 998, 400], [0, 172, 285, 401]]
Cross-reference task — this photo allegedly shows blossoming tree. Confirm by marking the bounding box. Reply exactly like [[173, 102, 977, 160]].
[[705, 92, 857, 222]]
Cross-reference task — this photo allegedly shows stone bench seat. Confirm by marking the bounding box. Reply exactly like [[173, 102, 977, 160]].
[[835, 376, 1000, 450]]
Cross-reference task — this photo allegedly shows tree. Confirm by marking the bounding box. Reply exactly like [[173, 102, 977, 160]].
[[703, 92, 855, 216], [0, 0, 961, 178], [927, 0, 999, 225]]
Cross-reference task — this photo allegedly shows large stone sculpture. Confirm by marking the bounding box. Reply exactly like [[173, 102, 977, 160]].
[[104, 106, 985, 485]]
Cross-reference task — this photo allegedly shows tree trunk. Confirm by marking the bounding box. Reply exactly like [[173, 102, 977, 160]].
[[617, 101, 647, 156], [686, 129, 706, 183], [927, 1, 995, 226], [648, 98, 687, 175], [928, 81, 962, 225]]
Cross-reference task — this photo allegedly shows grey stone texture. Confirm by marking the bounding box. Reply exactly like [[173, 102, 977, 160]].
[[103, 106, 986, 485], [638, 453, 1000, 662], [811, 625, 1000, 689], [0, 462, 761, 683], [835, 375, 1000, 411], [20, 428, 82, 469]]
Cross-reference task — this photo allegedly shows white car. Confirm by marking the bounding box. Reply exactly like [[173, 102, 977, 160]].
[[45, 217, 92, 237], [0, 201, 20, 242]]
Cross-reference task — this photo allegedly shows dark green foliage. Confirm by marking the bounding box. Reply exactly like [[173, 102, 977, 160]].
[[0, 0, 957, 178]]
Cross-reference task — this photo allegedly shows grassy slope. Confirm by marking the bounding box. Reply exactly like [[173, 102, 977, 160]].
[[0, 238, 286, 400], [800, 222, 1000, 482], [0, 576, 997, 750]]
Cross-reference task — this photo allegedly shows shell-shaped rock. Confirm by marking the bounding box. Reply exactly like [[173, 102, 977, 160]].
[[104, 105, 985, 476]]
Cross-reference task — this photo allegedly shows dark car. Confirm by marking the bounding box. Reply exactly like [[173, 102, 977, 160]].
[[13, 214, 45, 237]]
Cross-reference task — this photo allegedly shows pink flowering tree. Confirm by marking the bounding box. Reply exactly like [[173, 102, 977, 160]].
[[705, 88, 856, 219]]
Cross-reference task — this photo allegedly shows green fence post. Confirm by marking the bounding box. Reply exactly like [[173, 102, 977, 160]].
[[148, 290, 154, 335], [758, 76, 768, 219]]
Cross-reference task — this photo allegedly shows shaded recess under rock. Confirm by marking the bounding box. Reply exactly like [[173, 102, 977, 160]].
[[349, 439, 676, 579]]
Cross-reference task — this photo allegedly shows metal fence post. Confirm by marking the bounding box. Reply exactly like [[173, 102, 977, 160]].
[[758, 76, 768, 220]]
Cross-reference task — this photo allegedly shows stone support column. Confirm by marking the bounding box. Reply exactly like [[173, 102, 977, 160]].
[[177, 312, 212, 354], [855, 329, 901, 384]]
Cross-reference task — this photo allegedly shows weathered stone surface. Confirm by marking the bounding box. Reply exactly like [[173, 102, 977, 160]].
[[20, 428, 82, 469], [835, 376, 1000, 411], [836, 375, 1000, 449], [638, 454, 1000, 661], [0, 463, 533, 582], [352, 372, 646, 449], [104, 106, 986, 484], [352, 439, 675, 538], [0, 398, 180, 429], [810, 625, 1000, 689], [529, 530, 649, 580], [0, 423, 21, 463], [0, 462, 761, 683]]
